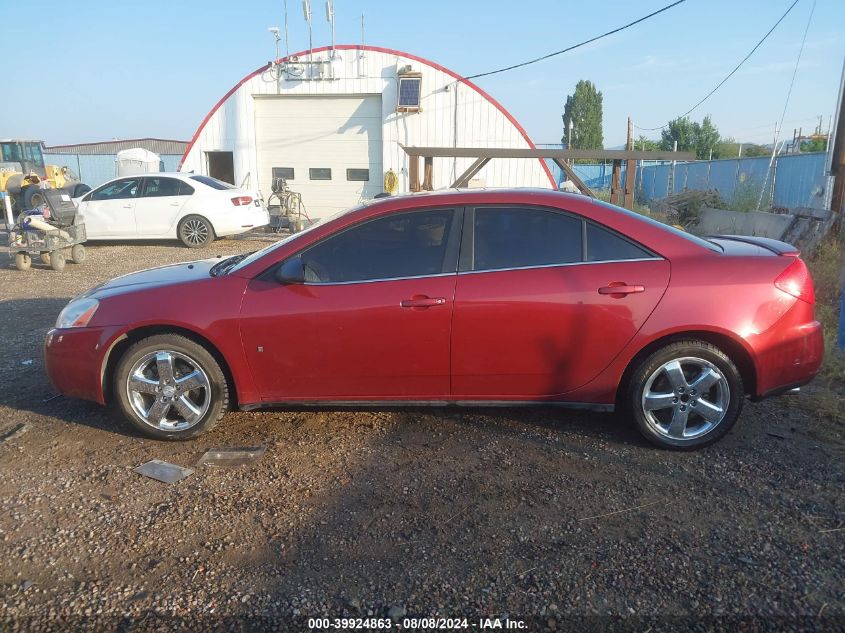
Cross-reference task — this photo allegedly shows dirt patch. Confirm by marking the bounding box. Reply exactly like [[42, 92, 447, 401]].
[[0, 235, 843, 631]]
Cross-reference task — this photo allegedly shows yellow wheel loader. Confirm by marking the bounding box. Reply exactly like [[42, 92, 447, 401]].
[[0, 140, 91, 214]]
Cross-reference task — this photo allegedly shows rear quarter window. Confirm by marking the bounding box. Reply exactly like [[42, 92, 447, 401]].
[[190, 175, 235, 190], [586, 222, 653, 262], [591, 199, 722, 253]]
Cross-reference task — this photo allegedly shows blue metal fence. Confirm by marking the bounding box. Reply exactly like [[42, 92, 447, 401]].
[[546, 152, 828, 210], [45, 153, 183, 188]]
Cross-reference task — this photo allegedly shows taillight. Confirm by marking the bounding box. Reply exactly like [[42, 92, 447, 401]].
[[231, 196, 253, 206], [774, 258, 815, 304]]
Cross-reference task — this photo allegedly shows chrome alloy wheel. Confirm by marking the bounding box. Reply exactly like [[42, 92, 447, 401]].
[[641, 357, 730, 441], [181, 219, 209, 246], [126, 350, 211, 431]]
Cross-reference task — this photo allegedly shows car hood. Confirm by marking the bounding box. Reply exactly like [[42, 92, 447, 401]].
[[81, 258, 221, 299]]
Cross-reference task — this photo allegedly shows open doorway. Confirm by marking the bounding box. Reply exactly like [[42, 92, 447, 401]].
[[206, 151, 234, 185]]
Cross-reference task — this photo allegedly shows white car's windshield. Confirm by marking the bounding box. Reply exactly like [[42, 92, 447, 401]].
[[227, 205, 361, 274]]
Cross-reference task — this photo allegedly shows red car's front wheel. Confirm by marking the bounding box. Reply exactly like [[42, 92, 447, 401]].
[[627, 340, 744, 449], [114, 334, 229, 440]]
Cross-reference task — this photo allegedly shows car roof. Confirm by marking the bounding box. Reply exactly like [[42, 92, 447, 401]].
[[232, 187, 718, 279]]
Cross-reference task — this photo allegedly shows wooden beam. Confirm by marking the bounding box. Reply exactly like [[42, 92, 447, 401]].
[[609, 160, 623, 206], [422, 156, 433, 191], [552, 158, 594, 197], [401, 145, 696, 161], [451, 157, 490, 188], [409, 154, 420, 192]]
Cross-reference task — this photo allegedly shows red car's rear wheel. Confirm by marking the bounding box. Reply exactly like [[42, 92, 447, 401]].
[[627, 340, 743, 449]]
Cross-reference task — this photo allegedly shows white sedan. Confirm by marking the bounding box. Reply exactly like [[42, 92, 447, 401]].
[[74, 173, 270, 247]]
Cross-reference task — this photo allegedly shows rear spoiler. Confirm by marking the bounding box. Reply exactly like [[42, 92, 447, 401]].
[[705, 235, 800, 256]]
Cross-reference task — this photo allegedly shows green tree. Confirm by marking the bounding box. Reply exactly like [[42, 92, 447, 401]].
[[800, 137, 827, 153], [696, 116, 720, 159], [636, 135, 661, 152], [660, 117, 697, 153], [716, 136, 742, 159], [660, 115, 721, 159], [742, 144, 769, 157], [562, 80, 604, 150]]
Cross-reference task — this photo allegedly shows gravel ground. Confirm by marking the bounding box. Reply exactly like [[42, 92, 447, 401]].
[[0, 234, 843, 632]]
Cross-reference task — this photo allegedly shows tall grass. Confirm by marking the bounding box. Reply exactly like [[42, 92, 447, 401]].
[[803, 239, 845, 421]]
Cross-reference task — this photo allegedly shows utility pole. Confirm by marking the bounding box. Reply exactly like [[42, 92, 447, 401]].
[[830, 60, 845, 224], [668, 140, 677, 195], [624, 117, 636, 209]]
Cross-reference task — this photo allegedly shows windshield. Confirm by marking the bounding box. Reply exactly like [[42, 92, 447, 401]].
[[227, 205, 361, 274]]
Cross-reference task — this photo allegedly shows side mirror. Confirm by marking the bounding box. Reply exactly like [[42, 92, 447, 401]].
[[275, 255, 305, 284]]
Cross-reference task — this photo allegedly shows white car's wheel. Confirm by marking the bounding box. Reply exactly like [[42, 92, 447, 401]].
[[178, 215, 214, 248]]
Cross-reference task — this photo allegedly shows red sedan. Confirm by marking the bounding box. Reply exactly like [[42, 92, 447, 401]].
[[44, 189, 822, 449]]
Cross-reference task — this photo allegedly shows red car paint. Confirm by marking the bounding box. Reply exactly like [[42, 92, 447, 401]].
[[44, 189, 822, 412]]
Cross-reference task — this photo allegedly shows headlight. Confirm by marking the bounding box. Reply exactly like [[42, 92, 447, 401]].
[[56, 298, 100, 329]]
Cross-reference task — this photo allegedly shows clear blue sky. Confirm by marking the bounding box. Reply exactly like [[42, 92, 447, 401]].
[[5, 0, 843, 148]]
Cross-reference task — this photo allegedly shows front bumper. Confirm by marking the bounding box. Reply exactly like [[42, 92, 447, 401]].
[[44, 326, 124, 405]]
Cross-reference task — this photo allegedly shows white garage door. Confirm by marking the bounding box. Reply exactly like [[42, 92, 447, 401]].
[[254, 95, 383, 218]]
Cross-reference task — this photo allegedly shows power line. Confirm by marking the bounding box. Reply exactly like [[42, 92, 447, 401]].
[[636, 0, 801, 132], [461, 0, 689, 81]]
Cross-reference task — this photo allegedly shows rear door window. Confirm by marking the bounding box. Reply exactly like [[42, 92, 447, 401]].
[[471, 206, 582, 271], [142, 177, 189, 197]]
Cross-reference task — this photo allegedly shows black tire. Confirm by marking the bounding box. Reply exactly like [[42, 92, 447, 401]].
[[113, 334, 228, 440], [626, 340, 743, 450], [14, 252, 31, 271], [23, 186, 45, 210], [71, 244, 87, 264], [49, 250, 66, 271], [177, 215, 214, 248]]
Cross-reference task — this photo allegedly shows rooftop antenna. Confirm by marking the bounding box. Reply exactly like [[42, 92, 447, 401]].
[[268, 27, 281, 63], [361, 13, 365, 50], [325, 0, 335, 58], [302, 0, 312, 62], [268, 26, 281, 92], [284, 0, 290, 58]]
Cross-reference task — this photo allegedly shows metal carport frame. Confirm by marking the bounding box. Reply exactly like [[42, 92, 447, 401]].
[[401, 146, 696, 210]]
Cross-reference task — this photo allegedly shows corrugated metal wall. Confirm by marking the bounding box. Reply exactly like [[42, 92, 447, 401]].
[[46, 154, 183, 188], [637, 152, 828, 209], [545, 152, 827, 210]]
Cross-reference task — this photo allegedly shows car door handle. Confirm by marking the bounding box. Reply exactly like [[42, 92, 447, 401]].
[[598, 283, 645, 296], [122, 203, 133, 208], [170, 202, 181, 206], [400, 296, 446, 308]]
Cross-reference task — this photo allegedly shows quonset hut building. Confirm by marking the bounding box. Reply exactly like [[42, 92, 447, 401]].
[[179, 44, 555, 217]]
